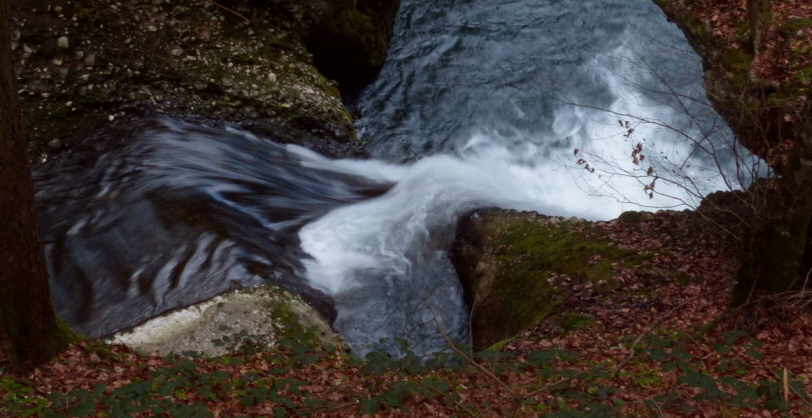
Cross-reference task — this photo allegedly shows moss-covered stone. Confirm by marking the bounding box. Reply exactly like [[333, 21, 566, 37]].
[[451, 209, 646, 351], [109, 284, 344, 357]]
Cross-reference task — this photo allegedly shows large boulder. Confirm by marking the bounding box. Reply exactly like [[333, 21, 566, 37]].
[[451, 209, 646, 351], [109, 285, 344, 356]]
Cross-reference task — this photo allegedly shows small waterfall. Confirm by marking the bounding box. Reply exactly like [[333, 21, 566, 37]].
[[36, 0, 748, 356]]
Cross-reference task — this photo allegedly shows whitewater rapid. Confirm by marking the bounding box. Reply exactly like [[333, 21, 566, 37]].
[[292, 16, 753, 353]]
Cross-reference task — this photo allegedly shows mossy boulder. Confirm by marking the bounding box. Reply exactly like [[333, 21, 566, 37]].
[[306, 0, 401, 94], [109, 285, 345, 357], [451, 209, 646, 351]]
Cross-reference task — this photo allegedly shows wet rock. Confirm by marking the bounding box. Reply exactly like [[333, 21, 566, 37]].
[[57, 36, 69, 48]]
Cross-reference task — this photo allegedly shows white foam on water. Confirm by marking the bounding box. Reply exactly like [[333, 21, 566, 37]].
[[296, 39, 746, 297]]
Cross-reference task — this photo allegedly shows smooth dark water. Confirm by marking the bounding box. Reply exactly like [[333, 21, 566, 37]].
[[356, 0, 711, 159], [36, 0, 739, 356]]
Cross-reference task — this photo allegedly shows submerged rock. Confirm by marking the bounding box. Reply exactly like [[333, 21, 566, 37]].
[[109, 285, 344, 356]]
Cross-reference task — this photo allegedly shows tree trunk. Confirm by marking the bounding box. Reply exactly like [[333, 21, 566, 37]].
[[0, 0, 74, 365], [734, 79, 812, 304], [734, 191, 812, 304], [747, 0, 771, 57]]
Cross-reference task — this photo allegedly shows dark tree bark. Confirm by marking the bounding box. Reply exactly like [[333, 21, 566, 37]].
[[0, 0, 73, 365], [734, 79, 812, 304], [747, 0, 771, 57]]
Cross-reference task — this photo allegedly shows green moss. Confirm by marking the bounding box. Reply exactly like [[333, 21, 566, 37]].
[[652, 0, 752, 83], [0, 300, 77, 365], [485, 339, 509, 352], [252, 287, 337, 350], [46, 317, 79, 358], [19, 0, 358, 160], [778, 18, 812, 39], [559, 312, 596, 332], [498, 220, 634, 282], [306, 1, 399, 94], [330, 10, 383, 63], [466, 217, 646, 350]]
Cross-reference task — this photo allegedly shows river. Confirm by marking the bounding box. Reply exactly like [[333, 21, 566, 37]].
[[36, 0, 743, 357]]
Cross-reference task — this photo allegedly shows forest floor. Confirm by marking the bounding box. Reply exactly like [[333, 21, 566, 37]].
[[2, 210, 812, 417], [686, 0, 812, 87]]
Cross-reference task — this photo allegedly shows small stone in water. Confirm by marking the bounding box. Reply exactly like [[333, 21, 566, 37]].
[[57, 36, 69, 48]]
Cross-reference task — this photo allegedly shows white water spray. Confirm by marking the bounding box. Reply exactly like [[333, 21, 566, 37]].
[[295, 29, 746, 355]]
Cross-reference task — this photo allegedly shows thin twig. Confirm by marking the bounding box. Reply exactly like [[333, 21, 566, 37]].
[[770, 369, 812, 409], [611, 299, 692, 376], [425, 383, 478, 417], [649, 397, 666, 418], [435, 315, 521, 403], [524, 369, 590, 398], [305, 399, 360, 416], [205, 0, 249, 21]]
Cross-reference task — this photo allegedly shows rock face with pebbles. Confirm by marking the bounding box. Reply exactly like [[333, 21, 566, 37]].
[[9, 0, 399, 163]]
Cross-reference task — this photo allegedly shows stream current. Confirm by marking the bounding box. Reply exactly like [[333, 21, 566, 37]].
[[36, 0, 747, 356]]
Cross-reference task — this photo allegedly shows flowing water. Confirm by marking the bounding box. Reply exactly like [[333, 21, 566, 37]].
[[36, 0, 748, 356]]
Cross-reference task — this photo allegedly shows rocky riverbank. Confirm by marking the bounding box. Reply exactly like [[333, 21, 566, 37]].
[[9, 0, 400, 163]]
